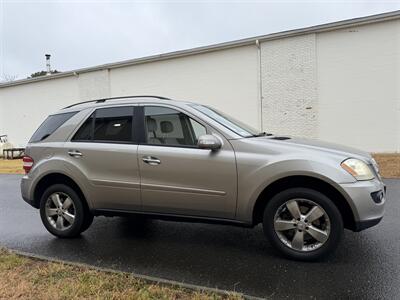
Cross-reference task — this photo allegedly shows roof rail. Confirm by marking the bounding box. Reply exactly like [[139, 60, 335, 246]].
[[63, 95, 171, 109]]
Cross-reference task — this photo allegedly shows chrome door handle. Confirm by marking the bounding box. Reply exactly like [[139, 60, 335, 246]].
[[68, 150, 83, 158], [142, 156, 161, 165]]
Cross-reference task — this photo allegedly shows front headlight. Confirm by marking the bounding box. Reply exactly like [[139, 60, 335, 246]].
[[371, 158, 380, 174], [341, 158, 374, 181]]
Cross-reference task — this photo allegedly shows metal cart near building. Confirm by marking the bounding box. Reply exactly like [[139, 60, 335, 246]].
[[0, 135, 25, 159]]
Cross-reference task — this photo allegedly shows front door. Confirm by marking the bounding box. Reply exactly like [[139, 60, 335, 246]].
[[138, 105, 237, 219]]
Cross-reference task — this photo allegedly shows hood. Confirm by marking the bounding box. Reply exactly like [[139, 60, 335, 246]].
[[262, 136, 371, 161]]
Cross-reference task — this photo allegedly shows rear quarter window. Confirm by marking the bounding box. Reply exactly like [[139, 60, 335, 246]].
[[29, 112, 77, 143]]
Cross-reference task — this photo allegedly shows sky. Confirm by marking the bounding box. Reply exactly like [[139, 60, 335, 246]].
[[1, 0, 399, 81]]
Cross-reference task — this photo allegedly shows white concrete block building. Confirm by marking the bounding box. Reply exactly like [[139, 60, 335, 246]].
[[1, 11, 399, 152]]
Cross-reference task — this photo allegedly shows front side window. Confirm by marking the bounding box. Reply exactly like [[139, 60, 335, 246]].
[[144, 106, 206, 147], [30, 112, 77, 143], [72, 106, 134, 143]]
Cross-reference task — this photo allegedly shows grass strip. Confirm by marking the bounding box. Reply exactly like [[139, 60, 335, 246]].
[[0, 248, 243, 300]]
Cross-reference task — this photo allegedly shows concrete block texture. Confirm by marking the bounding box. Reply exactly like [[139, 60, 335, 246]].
[[260, 34, 318, 138]]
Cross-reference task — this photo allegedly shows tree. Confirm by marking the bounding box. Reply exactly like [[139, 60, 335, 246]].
[[29, 70, 60, 78]]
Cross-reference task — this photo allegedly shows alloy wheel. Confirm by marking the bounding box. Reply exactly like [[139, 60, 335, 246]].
[[273, 198, 331, 252], [45, 192, 76, 231]]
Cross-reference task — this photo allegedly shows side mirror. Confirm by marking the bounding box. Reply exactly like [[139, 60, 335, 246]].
[[197, 134, 222, 150]]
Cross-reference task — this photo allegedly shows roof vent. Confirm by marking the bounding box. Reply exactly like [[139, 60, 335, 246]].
[[45, 54, 51, 75]]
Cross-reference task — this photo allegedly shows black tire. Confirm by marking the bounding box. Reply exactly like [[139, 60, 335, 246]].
[[263, 188, 343, 261], [81, 211, 94, 233], [39, 184, 88, 238]]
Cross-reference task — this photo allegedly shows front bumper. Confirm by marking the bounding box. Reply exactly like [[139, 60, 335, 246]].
[[340, 178, 386, 231], [354, 217, 383, 232]]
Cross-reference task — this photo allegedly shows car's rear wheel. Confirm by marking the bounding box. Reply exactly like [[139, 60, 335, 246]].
[[39, 184, 90, 238], [263, 188, 343, 261], [81, 212, 94, 233]]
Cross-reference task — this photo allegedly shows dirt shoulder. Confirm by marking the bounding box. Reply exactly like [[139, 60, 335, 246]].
[[0, 248, 241, 300], [0, 159, 23, 174], [372, 153, 400, 179]]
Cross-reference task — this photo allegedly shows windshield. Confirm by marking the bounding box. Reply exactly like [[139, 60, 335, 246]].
[[191, 104, 259, 137]]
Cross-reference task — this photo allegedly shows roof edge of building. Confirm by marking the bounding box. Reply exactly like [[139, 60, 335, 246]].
[[1, 9, 399, 89]]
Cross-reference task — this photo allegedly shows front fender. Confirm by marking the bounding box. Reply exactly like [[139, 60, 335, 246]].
[[235, 158, 356, 223]]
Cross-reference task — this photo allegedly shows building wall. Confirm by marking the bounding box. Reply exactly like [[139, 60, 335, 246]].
[[109, 45, 260, 130], [316, 19, 400, 152], [78, 69, 111, 100], [261, 34, 318, 138], [0, 76, 79, 146], [259, 19, 400, 152]]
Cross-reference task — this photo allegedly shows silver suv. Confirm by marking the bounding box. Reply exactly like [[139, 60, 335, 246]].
[[21, 96, 385, 261]]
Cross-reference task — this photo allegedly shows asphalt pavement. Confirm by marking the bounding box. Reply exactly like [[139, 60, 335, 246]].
[[0, 174, 399, 299]]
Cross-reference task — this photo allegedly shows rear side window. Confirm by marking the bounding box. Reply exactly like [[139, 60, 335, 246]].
[[72, 106, 134, 143], [29, 112, 77, 143]]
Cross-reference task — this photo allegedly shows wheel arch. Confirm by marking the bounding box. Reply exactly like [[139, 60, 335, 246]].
[[252, 175, 356, 230], [33, 173, 90, 212]]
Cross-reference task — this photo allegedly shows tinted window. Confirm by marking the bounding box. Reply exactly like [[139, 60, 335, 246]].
[[72, 113, 93, 141], [72, 107, 134, 143], [30, 112, 77, 143], [145, 106, 206, 146]]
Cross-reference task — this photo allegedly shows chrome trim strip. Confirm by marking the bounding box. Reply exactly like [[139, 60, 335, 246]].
[[91, 179, 140, 189], [141, 183, 226, 196]]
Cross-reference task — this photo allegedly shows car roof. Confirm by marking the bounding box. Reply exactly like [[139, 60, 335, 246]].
[[59, 96, 195, 114]]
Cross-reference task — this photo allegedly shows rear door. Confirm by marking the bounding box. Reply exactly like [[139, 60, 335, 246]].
[[64, 106, 141, 211], [138, 105, 237, 219]]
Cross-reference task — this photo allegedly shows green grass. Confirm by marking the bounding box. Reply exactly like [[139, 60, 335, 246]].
[[0, 248, 242, 300]]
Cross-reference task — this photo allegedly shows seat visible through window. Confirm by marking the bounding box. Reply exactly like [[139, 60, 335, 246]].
[[146, 117, 162, 144], [144, 106, 206, 147]]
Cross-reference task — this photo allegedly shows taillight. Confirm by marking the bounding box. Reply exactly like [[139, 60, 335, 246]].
[[23, 156, 34, 174]]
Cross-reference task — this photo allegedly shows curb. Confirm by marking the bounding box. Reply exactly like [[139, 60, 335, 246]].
[[7, 248, 265, 300]]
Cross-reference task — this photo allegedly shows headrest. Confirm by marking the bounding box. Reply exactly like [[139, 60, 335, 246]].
[[146, 117, 157, 131], [160, 121, 173, 133]]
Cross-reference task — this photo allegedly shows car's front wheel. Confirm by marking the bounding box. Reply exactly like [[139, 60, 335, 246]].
[[39, 184, 90, 238], [263, 188, 343, 261]]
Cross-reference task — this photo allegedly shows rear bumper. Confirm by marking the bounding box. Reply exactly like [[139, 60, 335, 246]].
[[22, 195, 39, 208], [340, 178, 386, 231], [21, 175, 38, 208]]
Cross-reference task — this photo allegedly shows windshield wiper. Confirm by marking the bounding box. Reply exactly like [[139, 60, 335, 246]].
[[253, 132, 273, 137]]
